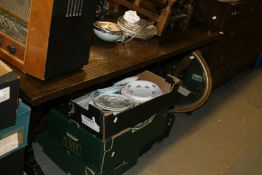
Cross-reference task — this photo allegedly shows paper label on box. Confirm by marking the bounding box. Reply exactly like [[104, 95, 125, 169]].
[[192, 74, 203, 82], [81, 115, 100, 133], [0, 87, 10, 103], [0, 132, 18, 157], [178, 86, 191, 96]]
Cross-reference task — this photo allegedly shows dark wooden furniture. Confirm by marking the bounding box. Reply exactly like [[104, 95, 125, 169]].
[[8, 24, 221, 175], [14, 24, 221, 106], [194, 0, 262, 88]]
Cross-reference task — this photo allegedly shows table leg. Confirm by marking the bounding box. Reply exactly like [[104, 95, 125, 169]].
[[24, 105, 46, 175], [24, 145, 44, 175]]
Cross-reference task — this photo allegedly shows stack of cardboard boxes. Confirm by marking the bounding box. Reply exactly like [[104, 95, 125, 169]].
[[37, 71, 180, 175], [0, 60, 31, 175]]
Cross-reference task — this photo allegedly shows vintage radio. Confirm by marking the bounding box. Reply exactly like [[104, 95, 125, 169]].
[[0, 0, 97, 80]]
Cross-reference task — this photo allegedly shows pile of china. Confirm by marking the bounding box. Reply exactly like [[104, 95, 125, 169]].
[[73, 76, 163, 113], [93, 10, 157, 42]]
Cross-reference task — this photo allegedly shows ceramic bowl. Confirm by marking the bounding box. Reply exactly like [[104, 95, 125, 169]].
[[94, 21, 123, 42]]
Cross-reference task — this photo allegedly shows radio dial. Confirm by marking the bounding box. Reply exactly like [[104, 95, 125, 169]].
[[7, 45, 16, 54]]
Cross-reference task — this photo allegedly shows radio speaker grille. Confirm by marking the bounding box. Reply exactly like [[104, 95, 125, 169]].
[[66, 0, 84, 17], [0, 0, 31, 21]]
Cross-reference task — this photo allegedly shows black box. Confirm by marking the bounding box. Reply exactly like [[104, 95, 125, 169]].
[[0, 147, 25, 175], [60, 71, 180, 140], [0, 60, 19, 129]]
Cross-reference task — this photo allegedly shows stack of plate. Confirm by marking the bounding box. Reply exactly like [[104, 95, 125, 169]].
[[93, 94, 134, 112], [121, 80, 163, 104], [73, 77, 163, 112]]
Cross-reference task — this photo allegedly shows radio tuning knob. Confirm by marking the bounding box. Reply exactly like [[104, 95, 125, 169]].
[[7, 45, 16, 54]]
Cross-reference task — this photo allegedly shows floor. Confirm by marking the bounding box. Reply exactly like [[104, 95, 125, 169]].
[[34, 66, 262, 175]]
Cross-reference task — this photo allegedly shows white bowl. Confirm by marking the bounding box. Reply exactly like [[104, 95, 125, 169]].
[[94, 21, 123, 42]]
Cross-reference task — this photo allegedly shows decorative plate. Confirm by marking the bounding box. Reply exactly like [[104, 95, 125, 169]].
[[93, 94, 134, 112], [121, 80, 163, 103]]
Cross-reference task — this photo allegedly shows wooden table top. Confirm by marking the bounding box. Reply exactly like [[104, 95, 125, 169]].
[[13, 24, 222, 106]]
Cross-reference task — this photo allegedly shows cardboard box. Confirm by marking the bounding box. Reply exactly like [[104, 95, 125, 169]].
[[0, 101, 30, 159], [0, 60, 19, 129], [60, 71, 180, 140], [37, 132, 137, 175], [40, 107, 175, 174]]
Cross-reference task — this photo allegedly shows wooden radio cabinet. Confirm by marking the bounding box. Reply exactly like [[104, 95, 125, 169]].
[[0, 0, 97, 80]]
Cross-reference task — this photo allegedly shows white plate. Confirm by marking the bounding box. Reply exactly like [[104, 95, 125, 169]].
[[121, 80, 163, 103], [93, 94, 134, 112]]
